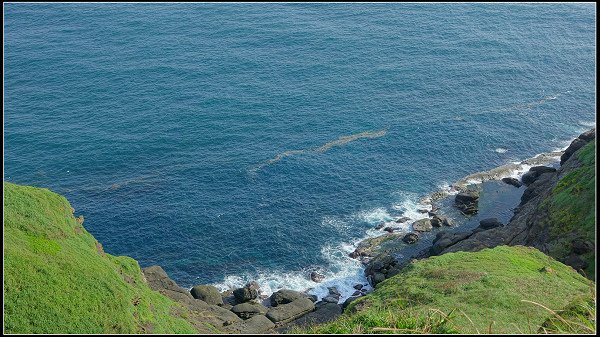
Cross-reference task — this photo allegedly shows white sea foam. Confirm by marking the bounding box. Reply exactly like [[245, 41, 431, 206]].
[[578, 120, 596, 128], [494, 147, 508, 153]]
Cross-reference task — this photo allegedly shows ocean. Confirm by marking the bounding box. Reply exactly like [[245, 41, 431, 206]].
[[4, 3, 596, 301]]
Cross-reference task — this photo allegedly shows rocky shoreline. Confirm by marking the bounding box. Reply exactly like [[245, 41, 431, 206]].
[[140, 128, 595, 334]]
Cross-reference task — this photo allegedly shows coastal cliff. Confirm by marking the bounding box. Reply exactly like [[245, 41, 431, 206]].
[[3, 131, 596, 334]]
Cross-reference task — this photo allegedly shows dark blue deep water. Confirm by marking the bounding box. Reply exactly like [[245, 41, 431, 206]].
[[4, 3, 596, 297]]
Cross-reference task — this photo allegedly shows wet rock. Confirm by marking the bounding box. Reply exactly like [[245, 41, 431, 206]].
[[412, 218, 432, 232], [352, 290, 361, 296], [395, 217, 411, 223], [233, 282, 260, 303], [270, 289, 309, 307], [455, 190, 479, 215], [190, 285, 223, 306], [231, 302, 269, 319], [383, 226, 394, 233], [430, 231, 472, 256], [266, 298, 315, 324], [310, 271, 325, 283], [307, 294, 318, 303], [402, 232, 419, 244], [353, 284, 363, 290], [322, 287, 341, 304], [375, 223, 385, 230], [502, 177, 523, 187], [478, 218, 503, 230], [417, 209, 429, 213]]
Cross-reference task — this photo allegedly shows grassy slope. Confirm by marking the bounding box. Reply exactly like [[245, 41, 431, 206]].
[[542, 140, 596, 279], [298, 246, 594, 334], [3, 182, 199, 334]]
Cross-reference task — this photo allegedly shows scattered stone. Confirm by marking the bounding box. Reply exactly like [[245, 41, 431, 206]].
[[375, 223, 385, 230], [266, 298, 315, 324], [353, 284, 363, 290], [310, 271, 325, 283], [383, 226, 394, 233], [352, 290, 361, 296], [322, 287, 341, 304], [412, 218, 433, 232], [402, 232, 419, 244], [190, 285, 223, 306], [478, 218, 503, 230], [233, 282, 260, 303], [270, 289, 309, 307], [277, 303, 342, 332], [502, 177, 522, 187], [231, 302, 269, 319]]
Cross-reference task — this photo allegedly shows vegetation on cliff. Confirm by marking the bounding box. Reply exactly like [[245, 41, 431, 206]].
[[3, 182, 199, 334], [542, 140, 596, 279], [297, 246, 594, 334]]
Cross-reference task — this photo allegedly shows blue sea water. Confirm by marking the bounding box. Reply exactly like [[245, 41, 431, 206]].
[[4, 3, 596, 298]]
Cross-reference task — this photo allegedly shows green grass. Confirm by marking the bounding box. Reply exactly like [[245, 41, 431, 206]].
[[542, 140, 596, 278], [3, 182, 200, 334], [296, 246, 594, 334]]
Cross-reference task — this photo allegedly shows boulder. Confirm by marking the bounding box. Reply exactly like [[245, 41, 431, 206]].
[[322, 287, 341, 304], [561, 138, 588, 165], [455, 191, 479, 215], [383, 226, 394, 233], [342, 296, 361, 310], [231, 302, 269, 319], [502, 177, 522, 187], [266, 298, 315, 324], [270, 289, 309, 307], [142, 265, 194, 302], [430, 231, 472, 256], [478, 218, 503, 230], [233, 282, 260, 303], [310, 271, 325, 283], [353, 284, 363, 290], [375, 223, 385, 230], [412, 218, 433, 232], [402, 233, 419, 244], [226, 314, 275, 334], [277, 303, 342, 332], [190, 285, 223, 305], [529, 166, 557, 174]]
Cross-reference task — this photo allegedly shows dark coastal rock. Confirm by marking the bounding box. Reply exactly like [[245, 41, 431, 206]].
[[277, 303, 342, 332], [478, 218, 503, 230], [266, 298, 315, 324], [572, 239, 594, 255], [402, 232, 419, 244], [412, 218, 433, 232], [417, 209, 429, 213], [530, 166, 557, 174], [352, 290, 361, 296], [375, 223, 385, 230], [349, 233, 402, 260], [395, 216, 411, 223], [233, 282, 260, 303], [560, 128, 595, 165], [342, 296, 362, 311], [226, 314, 275, 334], [310, 271, 325, 283], [520, 172, 555, 204], [270, 289, 309, 307], [430, 231, 472, 256], [522, 166, 557, 186], [383, 226, 394, 233], [307, 294, 318, 303], [190, 285, 223, 306], [353, 284, 363, 290], [454, 190, 480, 215], [231, 302, 269, 319], [142, 265, 195, 302], [322, 287, 341, 304], [564, 254, 588, 271], [502, 177, 522, 187]]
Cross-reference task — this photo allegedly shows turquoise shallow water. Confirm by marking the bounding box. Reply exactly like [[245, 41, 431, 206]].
[[4, 3, 596, 297]]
